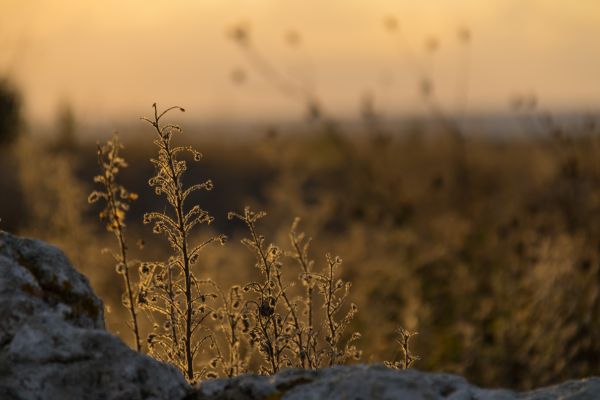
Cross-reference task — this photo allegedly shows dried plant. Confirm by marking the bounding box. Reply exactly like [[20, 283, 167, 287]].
[[286, 217, 318, 369], [83, 103, 424, 382], [288, 217, 362, 368], [311, 253, 362, 367], [140, 104, 226, 382], [205, 281, 251, 378], [227, 207, 291, 374], [385, 327, 419, 370], [228, 207, 361, 374], [88, 133, 142, 351]]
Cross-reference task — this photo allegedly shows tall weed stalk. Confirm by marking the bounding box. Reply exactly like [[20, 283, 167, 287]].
[[141, 104, 225, 382], [89, 134, 142, 351]]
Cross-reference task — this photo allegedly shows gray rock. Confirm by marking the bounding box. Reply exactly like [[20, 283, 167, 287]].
[[0, 231, 189, 400], [0, 231, 599, 400], [195, 365, 600, 400]]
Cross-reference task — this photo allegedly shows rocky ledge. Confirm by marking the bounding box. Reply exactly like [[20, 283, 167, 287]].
[[0, 231, 598, 400]]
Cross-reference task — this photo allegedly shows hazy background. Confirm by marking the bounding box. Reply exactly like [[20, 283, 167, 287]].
[[2, 0, 600, 126], [2, 0, 600, 391]]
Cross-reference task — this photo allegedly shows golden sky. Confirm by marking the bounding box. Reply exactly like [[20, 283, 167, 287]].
[[2, 0, 600, 124]]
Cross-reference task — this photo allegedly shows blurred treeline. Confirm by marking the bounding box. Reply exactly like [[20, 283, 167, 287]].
[[1, 81, 600, 389]]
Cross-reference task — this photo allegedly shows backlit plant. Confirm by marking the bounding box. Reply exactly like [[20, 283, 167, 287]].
[[89, 133, 142, 351], [140, 104, 226, 382]]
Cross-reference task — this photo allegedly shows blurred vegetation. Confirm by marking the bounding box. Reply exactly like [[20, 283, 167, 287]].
[[3, 108, 600, 389], [0, 78, 23, 233], [0, 78, 21, 147]]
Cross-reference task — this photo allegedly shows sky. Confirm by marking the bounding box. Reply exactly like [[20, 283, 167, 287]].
[[2, 0, 600, 125]]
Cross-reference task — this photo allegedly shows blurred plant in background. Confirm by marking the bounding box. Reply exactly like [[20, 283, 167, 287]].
[[0, 78, 21, 147], [227, 22, 333, 128], [0, 78, 23, 230]]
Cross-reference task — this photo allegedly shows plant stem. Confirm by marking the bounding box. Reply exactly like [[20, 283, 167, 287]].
[[103, 152, 141, 352]]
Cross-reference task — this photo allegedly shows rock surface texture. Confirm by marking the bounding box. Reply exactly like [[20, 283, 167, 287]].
[[0, 232, 189, 400], [195, 366, 600, 400], [0, 231, 599, 400]]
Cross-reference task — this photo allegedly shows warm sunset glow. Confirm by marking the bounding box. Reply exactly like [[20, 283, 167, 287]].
[[3, 0, 600, 124], [4, 1, 600, 393]]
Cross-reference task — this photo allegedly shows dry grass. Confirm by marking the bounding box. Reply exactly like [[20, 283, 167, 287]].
[[5, 103, 600, 389]]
